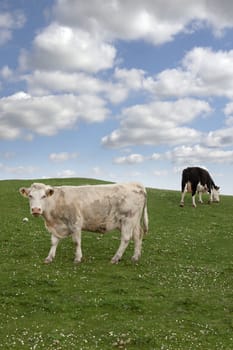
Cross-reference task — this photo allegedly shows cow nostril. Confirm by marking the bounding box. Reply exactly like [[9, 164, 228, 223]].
[[32, 207, 42, 215]]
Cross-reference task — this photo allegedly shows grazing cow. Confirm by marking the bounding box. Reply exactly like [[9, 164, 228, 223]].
[[19, 182, 148, 264], [180, 167, 220, 207]]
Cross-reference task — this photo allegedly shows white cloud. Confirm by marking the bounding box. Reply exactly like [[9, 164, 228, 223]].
[[0, 163, 37, 177], [2, 0, 233, 188], [205, 128, 233, 147], [113, 152, 162, 164], [53, 0, 182, 44], [0, 29, 11, 46], [114, 68, 148, 91], [20, 23, 116, 73], [225, 116, 233, 126], [0, 92, 109, 140], [0, 65, 13, 79], [92, 167, 102, 177], [154, 47, 233, 98], [23, 69, 128, 103], [52, 0, 233, 44], [20, 44, 233, 111], [57, 169, 76, 177], [102, 98, 211, 148], [25, 70, 104, 95], [113, 154, 145, 164], [0, 11, 26, 45], [224, 101, 233, 116], [150, 153, 161, 161], [49, 152, 78, 162], [166, 144, 233, 164], [153, 169, 168, 177], [91, 166, 117, 181], [0, 11, 25, 29]]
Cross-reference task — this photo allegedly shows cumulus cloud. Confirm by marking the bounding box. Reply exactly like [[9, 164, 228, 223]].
[[23, 69, 128, 103], [25, 70, 105, 95], [205, 128, 233, 148], [0, 10, 26, 45], [49, 152, 78, 162], [150, 153, 161, 161], [113, 154, 145, 164], [154, 169, 168, 177], [113, 152, 162, 164], [57, 169, 76, 177], [53, 0, 183, 44], [0, 29, 11, 45], [19, 23, 116, 73], [0, 163, 37, 177], [19, 33, 233, 129], [114, 68, 152, 91], [2, 0, 233, 176], [0, 92, 109, 140], [102, 98, 211, 148], [166, 144, 233, 164], [52, 0, 233, 44], [153, 47, 233, 98], [224, 102, 233, 117], [111, 145, 233, 168], [0, 65, 13, 79]]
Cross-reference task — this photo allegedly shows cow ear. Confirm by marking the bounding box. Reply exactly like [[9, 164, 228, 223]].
[[19, 187, 29, 197], [46, 187, 54, 197]]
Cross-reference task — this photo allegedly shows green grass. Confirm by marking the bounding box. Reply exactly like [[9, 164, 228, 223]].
[[0, 178, 232, 349]]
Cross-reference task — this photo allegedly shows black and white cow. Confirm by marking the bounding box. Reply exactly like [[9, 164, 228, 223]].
[[180, 167, 220, 207]]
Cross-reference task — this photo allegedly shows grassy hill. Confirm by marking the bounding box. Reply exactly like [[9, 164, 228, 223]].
[[0, 178, 232, 349]]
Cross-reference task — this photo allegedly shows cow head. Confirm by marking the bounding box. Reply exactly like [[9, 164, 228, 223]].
[[19, 183, 54, 216], [211, 186, 220, 203]]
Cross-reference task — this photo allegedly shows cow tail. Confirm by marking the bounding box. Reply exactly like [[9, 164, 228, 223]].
[[142, 195, 149, 236]]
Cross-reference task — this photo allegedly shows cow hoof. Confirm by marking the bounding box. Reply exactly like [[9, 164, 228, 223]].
[[44, 257, 52, 264], [111, 256, 121, 264], [180, 203, 184, 207], [74, 258, 82, 264], [131, 256, 140, 263]]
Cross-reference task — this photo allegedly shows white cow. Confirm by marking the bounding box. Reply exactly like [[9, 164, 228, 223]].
[[19, 182, 148, 264]]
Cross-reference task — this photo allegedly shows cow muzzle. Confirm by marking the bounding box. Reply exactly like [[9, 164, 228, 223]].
[[31, 207, 42, 216]]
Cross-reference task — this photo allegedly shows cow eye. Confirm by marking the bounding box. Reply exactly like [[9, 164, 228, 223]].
[[29, 195, 33, 199], [41, 195, 46, 199]]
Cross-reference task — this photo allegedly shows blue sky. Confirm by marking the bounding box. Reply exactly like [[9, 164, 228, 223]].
[[1, 0, 233, 194]]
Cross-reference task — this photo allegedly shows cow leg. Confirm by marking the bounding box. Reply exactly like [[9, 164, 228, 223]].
[[180, 191, 185, 207], [192, 194, 197, 207], [191, 183, 198, 207], [131, 225, 143, 262], [45, 234, 60, 263], [208, 192, 213, 204], [111, 223, 133, 264], [198, 191, 203, 203], [180, 181, 187, 207], [72, 230, 82, 263]]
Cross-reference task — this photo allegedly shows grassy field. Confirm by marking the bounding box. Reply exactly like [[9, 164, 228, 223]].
[[0, 178, 232, 350]]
